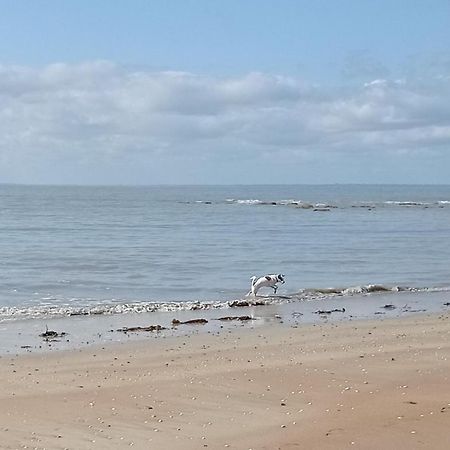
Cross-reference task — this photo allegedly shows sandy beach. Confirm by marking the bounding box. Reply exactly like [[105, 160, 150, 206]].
[[0, 311, 449, 450]]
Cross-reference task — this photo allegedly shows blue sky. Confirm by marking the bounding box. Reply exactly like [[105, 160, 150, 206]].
[[1, 0, 450, 184]]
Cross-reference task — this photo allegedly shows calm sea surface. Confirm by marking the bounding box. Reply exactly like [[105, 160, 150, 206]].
[[1, 184, 449, 320]]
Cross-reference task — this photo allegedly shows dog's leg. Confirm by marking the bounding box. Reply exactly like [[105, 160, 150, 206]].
[[273, 286, 278, 294]]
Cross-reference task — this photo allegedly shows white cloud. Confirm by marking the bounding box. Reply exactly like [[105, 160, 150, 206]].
[[0, 61, 449, 183]]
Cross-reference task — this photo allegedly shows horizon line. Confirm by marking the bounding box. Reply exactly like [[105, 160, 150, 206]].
[[1, 182, 450, 188]]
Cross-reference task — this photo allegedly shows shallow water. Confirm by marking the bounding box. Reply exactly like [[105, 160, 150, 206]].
[[1, 184, 450, 321], [1, 289, 449, 355]]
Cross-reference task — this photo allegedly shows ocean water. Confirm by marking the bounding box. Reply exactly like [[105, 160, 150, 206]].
[[1, 184, 450, 321]]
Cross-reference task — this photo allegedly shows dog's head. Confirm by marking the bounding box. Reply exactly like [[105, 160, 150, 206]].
[[277, 274, 285, 283]]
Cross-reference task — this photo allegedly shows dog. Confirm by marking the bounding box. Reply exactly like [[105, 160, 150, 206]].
[[249, 274, 285, 296]]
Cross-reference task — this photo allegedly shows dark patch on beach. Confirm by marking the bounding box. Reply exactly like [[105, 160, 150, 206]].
[[39, 326, 67, 341], [443, 302, 450, 306], [381, 304, 397, 310], [229, 300, 265, 307], [314, 308, 346, 315], [215, 315, 253, 321], [325, 428, 345, 436], [117, 325, 166, 333], [172, 318, 208, 326], [229, 300, 250, 307], [402, 305, 427, 313]]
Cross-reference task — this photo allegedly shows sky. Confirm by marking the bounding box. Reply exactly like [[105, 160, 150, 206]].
[[0, 0, 450, 184]]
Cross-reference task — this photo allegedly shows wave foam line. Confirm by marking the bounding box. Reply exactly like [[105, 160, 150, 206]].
[[186, 199, 450, 209], [1, 284, 449, 322]]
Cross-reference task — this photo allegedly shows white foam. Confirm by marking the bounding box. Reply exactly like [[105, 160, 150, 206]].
[[1, 284, 447, 322], [191, 198, 450, 209], [235, 199, 263, 205]]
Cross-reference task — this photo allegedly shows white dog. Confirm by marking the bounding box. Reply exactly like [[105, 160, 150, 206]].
[[249, 274, 285, 296]]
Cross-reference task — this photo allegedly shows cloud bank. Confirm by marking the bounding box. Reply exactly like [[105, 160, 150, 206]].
[[0, 61, 449, 183]]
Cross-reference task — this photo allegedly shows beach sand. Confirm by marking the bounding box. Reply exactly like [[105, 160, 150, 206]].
[[0, 312, 449, 449]]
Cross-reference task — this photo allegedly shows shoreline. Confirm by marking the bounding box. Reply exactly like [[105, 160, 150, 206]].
[[0, 310, 449, 449], [1, 289, 449, 355]]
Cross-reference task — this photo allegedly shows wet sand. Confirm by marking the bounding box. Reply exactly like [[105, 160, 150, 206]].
[[1, 289, 448, 355], [0, 311, 449, 449]]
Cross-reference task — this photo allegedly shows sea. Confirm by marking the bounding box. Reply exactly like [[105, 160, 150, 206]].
[[1, 184, 450, 323]]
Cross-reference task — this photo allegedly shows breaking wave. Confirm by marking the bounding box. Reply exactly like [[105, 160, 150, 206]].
[[185, 198, 450, 210], [1, 284, 448, 322]]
